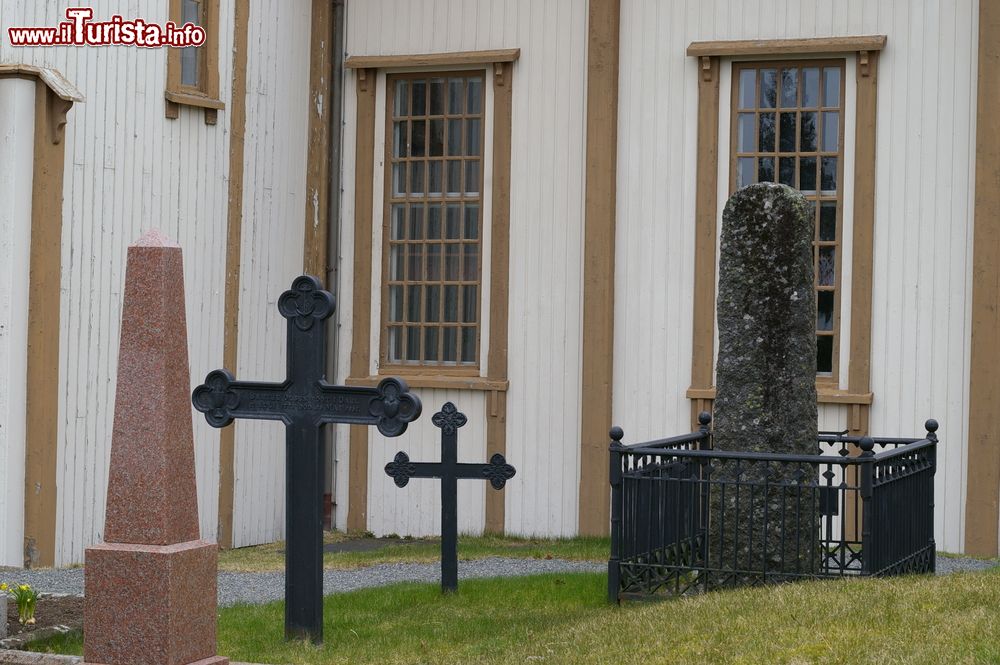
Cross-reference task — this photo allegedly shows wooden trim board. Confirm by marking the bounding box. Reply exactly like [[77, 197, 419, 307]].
[[216, 0, 251, 550], [345, 49, 520, 70], [578, 0, 621, 537], [966, 0, 1000, 557], [303, 0, 333, 277], [687, 36, 887, 58]]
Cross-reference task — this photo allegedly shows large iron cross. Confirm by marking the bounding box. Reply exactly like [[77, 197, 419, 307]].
[[192, 275, 421, 644], [385, 402, 515, 592]]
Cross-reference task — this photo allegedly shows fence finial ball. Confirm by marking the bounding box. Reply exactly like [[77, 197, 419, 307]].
[[609, 426, 624, 442], [859, 436, 875, 453], [925, 419, 939, 434], [698, 411, 712, 427]]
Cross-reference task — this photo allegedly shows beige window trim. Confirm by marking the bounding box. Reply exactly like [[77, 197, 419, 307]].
[[687, 37, 882, 438], [346, 51, 517, 535], [165, 0, 224, 125]]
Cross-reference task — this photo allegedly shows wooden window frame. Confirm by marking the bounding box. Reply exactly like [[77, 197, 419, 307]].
[[685, 37, 884, 434], [728, 59, 847, 385], [379, 71, 487, 375], [165, 0, 224, 124]]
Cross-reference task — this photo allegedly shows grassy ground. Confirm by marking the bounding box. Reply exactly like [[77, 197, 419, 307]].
[[217, 532, 610, 572], [24, 567, 1000, 664]]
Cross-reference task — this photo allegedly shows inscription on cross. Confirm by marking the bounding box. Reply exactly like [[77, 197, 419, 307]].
[[385, 402, 515, 592], [192, 275, 421, 644]]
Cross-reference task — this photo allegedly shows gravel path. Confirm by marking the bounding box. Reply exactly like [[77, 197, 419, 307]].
[[0, 556, 993, 606]]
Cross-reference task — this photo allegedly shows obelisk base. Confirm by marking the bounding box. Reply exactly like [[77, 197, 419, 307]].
[[84, 540, 228, 665]]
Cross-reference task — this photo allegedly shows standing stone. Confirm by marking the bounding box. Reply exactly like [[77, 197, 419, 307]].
[[712, 183, 818, 580], [84, 230, 227, 665]]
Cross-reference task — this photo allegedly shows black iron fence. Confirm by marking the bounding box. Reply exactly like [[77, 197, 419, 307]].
[[608, 414, 938, 601]]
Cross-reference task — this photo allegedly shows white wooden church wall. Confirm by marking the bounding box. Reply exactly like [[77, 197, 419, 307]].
[[339, 0, 589, 538], [614, 0, 977, 553], [229, 0, 311, 549]]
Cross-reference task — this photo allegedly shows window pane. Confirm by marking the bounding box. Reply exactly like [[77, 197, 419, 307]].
[[447, 119, 462, 156], [425, 285, 441, 322], [183, 0, 200, 24], [429, 78, 445, 115], [429, 119, 444, 156], [760, 69, 777, 108], [392, 164, 405, 197], [393, 122, 407, 158], [424, 328, 439, 361], [819, 202, 837, 240], [461, 327, 477, 363], [181, 47, 198, 86], [463, 244, 479, 281], [412, 80, 427, 114], [391, 204, 405, 239], [758, 157, 775, 183], [462, 285, 478, 323], [465, 161, 480, 195], [822, 112, 840, 152], [759, 112, 775, 152], [823, 67, 840, 107], [818, 247, 836, 286], [389, 244, 404, 280], [799, 156, 817, 191], [800, 112, 817, 152], [387, 327, 402, 361], [817, 335, 833, 373], [737, 113, 755, 152], [411, 119, 426, 157], [737, 157, 755, 188], [779, 157, 795, 186], [406, 285, 421, 322], [779, 113, 797, 152], [779, 68, 798, 107], [464, 205, 480, 239], [445, 245, 460, 280], [466, 118, 482, 156], [442, 327, 458, 361], [428, 160, 442, 196], [443, 285, 459, 321], [738, 69, 756, 109], [409, 204, 424, 238], [467, 78, 483, 114], [407, 245, 423, 280], [425, 244, 441, 280], [802, 67, 820, 107], [446, 204, 461, 239], [446, 160, 461, 196], [427, 204, 442, 239], [817, 291, 835, 330], [394, 80, 409, 116], [448, 78, 464, 114], [409, 162, 424, 195], [821, 157, 838, 192], [406, 326, 420, 360], [388, 286, 403, 322]]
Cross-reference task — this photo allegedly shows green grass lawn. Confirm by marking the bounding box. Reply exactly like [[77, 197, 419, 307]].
[[217, 532, 610, 572], [24, 567, 1000, 664]]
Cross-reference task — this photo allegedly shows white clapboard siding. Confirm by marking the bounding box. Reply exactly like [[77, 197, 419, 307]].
[[341, 0, 589, 538], [614, 0, 977, 553], [0, 0, 235, 565], [367, 390, 487, 537], [229, 0, 311, 549]]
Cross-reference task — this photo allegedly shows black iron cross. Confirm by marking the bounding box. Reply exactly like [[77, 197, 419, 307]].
[[384, 402, 515, 592], [192, 275, 421, 644]]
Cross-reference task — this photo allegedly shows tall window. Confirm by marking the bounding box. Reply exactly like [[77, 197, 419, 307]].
[[730, 60, 846, 378], [381, 72, 486, 368], [165, 0, 222, 122], [180, 0, 205, 87]]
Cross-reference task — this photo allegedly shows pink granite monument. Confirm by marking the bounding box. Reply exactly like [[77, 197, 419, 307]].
[[84, 230, 227, 665]]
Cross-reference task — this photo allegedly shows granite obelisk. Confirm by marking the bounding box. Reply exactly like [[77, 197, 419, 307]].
[[84, 230, 227, 665]]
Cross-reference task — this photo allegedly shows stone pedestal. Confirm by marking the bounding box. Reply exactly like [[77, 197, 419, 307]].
[[84, 231, 227, 665]]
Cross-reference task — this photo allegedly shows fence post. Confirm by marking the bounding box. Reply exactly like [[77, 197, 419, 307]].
[[697, 411, 712, 588], [925, 419, 939, 573], [608, 426, 625, 603], [859, 436, 875, 575]]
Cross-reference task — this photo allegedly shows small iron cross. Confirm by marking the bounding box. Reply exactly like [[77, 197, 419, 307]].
[[385, 402, 515, 592], [192, 275, 421, 644]]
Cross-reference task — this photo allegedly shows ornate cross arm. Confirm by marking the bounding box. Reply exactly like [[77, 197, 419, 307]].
[[193, 370, 421, 436], [384, 451, 516, 489]]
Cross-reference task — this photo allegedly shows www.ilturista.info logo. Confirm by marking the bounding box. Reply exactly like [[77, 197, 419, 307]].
[[6, 8, 206, 48]]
